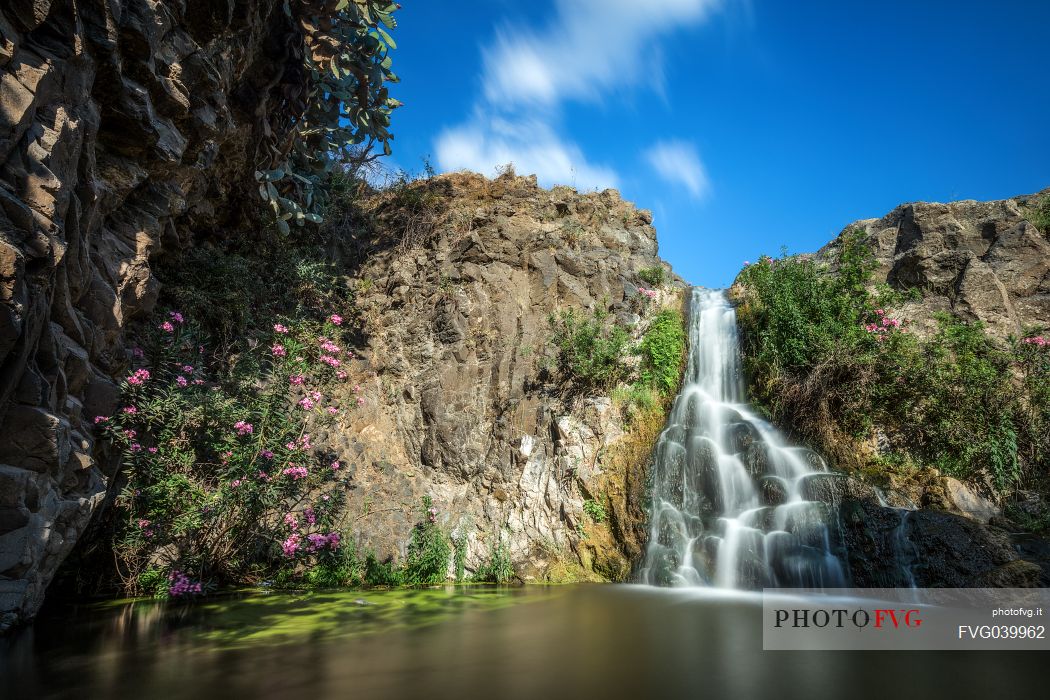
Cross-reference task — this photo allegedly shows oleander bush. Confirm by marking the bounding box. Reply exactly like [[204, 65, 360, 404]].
[[97, 310, 361, 597]]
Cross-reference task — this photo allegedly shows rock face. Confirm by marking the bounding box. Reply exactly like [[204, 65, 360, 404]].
[[321, 172, 681, 581], [0, 0, 305, 628], [819, 189, 1050, 338], [803, 474, 1044, 588]]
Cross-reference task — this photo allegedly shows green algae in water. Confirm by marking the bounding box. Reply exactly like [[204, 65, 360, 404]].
[[84, 586, 560, 650]]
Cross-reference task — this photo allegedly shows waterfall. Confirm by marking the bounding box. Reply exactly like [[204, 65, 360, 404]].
[[640, 288, 847, 589]]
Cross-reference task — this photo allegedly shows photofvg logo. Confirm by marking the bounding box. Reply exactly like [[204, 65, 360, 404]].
[[774, 607, 923, 631], [762, 588, 1050, 651]]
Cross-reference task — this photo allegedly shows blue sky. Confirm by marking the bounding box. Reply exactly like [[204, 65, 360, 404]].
[[382, 0, 1050, 287]]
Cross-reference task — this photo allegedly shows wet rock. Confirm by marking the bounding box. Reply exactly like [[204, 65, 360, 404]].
[[799, 473, 877, 504]]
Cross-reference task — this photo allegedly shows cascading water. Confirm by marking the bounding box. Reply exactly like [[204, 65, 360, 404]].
[[640, 288, 847, 589]]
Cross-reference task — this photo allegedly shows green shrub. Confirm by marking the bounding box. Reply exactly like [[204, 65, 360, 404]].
[[473, 538, 514, 584], [1024, 194, 1050, 235], [735, 230, 1050, 495], [547, 308, 630, 391], [583, 498, 607, 523], [638, 266, 666, 288], [363, 552, 405, 586], [639, 308, 686, 396], [403, 496, 453, 584]]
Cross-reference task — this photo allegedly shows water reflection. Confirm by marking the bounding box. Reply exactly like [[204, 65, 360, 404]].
[[2, 585, 1044, 699]]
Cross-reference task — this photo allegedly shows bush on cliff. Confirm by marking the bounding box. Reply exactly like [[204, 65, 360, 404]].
[[735, 232, 1050, 496]]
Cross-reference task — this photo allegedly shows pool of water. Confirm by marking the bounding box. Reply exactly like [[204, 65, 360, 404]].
[[1, 585, 1044, 699]]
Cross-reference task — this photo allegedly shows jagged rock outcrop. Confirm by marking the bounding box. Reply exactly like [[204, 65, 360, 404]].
[[819, 189, 1050, 339], [0, 0, 307, 629], [319, 172, 681, 581]]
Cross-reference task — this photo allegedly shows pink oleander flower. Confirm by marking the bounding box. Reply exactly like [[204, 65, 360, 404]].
[[336, 370, 348, 380], [122, 406, 137, 415], [352, 384, 360, 393], [176, 376, 188, 387], [169, 311, 185, 324], [289, 374, 305, 385], [260, 449, 274, 459], [326, 532, 341, 550], [329, 314, 343, 326], [310, 391, 322, 402], [331, 460, 341, 471], [356, 397, 365, 406], [168, 570, 203, 597], [257, 470, 271, 482], [193, 378, 205, 385], [147, 447, 158, 454], [126, 368, 151, 386], [282, 465, 308, 480], [271, 343, 287, 357], [124, 429, 137, 439], [131, 347, 145, 359], [94, 415, 109, 424], [284, 513, 299, 529], [234, 420, 254, 436], [138, 519, 151, 529], [299, 434, 312, 450], [320, 355, 341, 367], [231, 479, 243, 488], [274, 323, 289, 334], [129, 443, 143, 453], [298, 397, 315, 409], [304, 507, 317, 526], [181, 365, 194, 374], [281, 534, 301, 557], [320, 341, 341, 354], [160, 321, 175, 333], [327, 407, 339, 415]]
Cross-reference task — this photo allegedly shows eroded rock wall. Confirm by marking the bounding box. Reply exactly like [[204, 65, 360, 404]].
[[819, 189, 1050, 339], [0, 0, 300, 628], [322, 172, 682, 581]]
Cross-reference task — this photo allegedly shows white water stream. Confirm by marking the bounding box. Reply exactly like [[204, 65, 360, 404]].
[[640, 288, 847, 588]]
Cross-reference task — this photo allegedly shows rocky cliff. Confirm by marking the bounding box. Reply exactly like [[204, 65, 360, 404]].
[[319, 171, 682, 582], [0, 0, 310, 628], [818, 189, 1050, 340]]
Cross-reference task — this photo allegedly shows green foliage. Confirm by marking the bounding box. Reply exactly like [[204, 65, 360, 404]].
[[158, 237, 346, 356], [403, 496, 453, 584], [638, 266, 667, 288], [473, 539, 514, 584], [735, 229, 1050, 495], [137, 566, 171, 599], [258, 1, 401, 233], [363, 552, 404, 586], [547, 308, 630, 391], [639, 308, 686, 396], [307, 542, 363, 588], [452, 533, 468, 582], [583, 498, 607, 524], [1024, 194, 1050, 235]]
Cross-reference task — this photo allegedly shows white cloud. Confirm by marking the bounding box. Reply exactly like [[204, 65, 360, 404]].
[[435, 114, 619, 191], [646, 140, 710, 199], [435, 0, 724, 192], [483, 0, 722, 106]]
